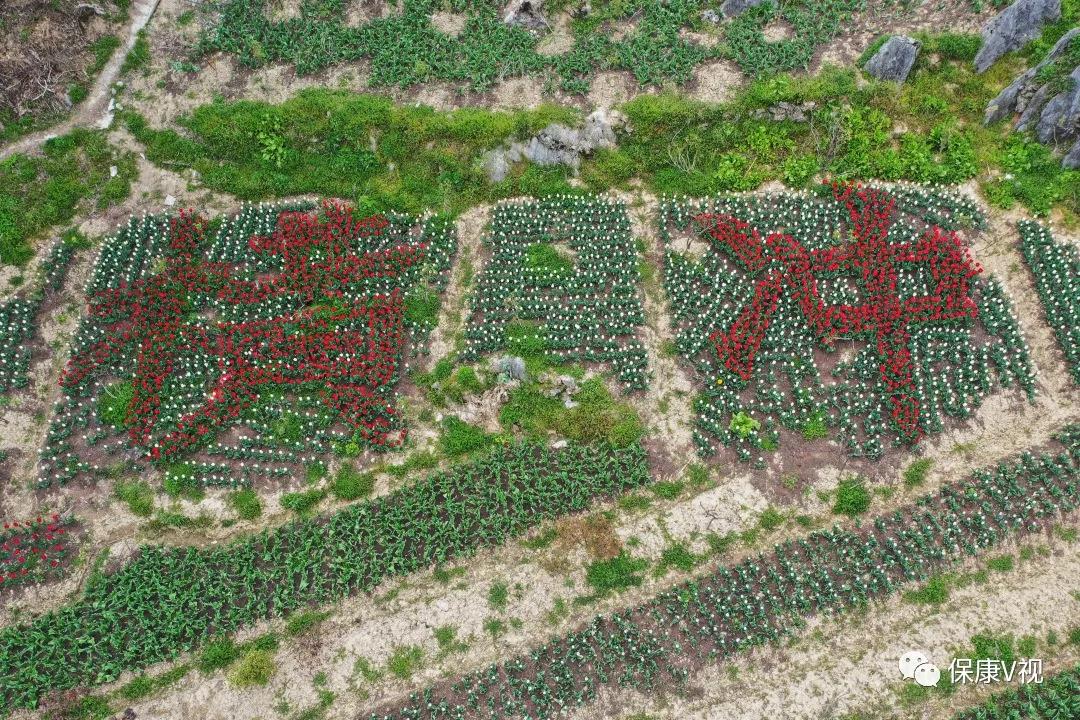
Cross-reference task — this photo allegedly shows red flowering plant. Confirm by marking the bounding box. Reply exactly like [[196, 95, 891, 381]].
[[661, 182, 1035, 462], [40, 201, 455, 488], [0, 514, 77, 589]]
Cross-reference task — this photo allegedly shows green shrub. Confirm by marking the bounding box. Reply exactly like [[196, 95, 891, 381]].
[[440, 417, 493, 457], [114, 479, 153, 517], [832, 477, 871, 517], [198, 637, 239, 673], [903, 458, 933, 488], [585, 552, 648, 597], [229, 489, 262, 520], [228, 649, 275, 688], [331, 464, 375, 500], [280, 488, 327, 515]]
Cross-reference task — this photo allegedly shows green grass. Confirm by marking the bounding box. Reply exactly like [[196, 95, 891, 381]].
[[904, 575, 951, 605], [97, 381, 134, 428], [114, 479, 154, 517], [228, 489, 263, 520], [0, 130, 135, 265], [386, 645, 424, 680], [331, 464, 375, 500], [198, 637, 239, 673], [121, 30, 151, 74], [285, 610, 331, 637], [584, 552, 648, 597], [488, 582, 509, 611]]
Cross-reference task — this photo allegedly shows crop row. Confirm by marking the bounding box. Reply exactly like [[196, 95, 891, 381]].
[[951, 662, 1080, 719], [463, 195, 647, 389], [1019, 219, 1080, 385], [0, 440, 649, 712], [198, 0, 861, 92], [37, 202, 455, 488], [0, 237, 79, 393], [365, 425, 1080, 720], [660, 182, 1035, 461]]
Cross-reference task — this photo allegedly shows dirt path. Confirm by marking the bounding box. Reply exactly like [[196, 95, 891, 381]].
[[0, 0, 162, 161]]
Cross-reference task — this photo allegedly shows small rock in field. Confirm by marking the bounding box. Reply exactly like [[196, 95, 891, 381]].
[[719, 0, 766, 18], [164, 194, 176, 206], [109, 165, 117, 178], [552, 439, 568, 449]]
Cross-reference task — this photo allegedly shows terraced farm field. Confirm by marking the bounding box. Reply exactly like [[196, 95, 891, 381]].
[[0, 1, 1078, 719]]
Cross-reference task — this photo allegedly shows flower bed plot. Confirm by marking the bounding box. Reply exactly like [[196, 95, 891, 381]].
[[1019, 219, 1080, 385], [367, 426, 1080, 720], [0, 239, 79, 393], [0, 514, 77, 590], [464, 195, 647, 389], [38, 201, 455, 488], [0, 441, 649, 712], [661, 182, 1036, 461]]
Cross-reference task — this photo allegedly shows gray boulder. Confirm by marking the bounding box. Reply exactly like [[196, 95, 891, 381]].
[[504, 0, 548, 30], [493, 356, 528, 381], [482, 108, 627, 181], [985, 28, 1080, 125], [1064, 137, 1080, 168], [719, 0, 766, 18], [863, 36, 920, 82], [974, 0, 1061, 73], [1033, 65, 1080, 145]]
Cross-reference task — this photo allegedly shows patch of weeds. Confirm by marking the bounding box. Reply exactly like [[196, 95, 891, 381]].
[[758, 506, 785, 533], [650, 480, 684, 500], [902, 458, 933, 488], [229, 488, 262, 520], [986, 554, 1015, 573], [655, 542, 700, 575], [904, 575, 950, 605], [832, 476, 871, 517], [198, 637, 239, 673], [281, 488, 327, 515], [228, 649, 276, 688], [433, 625, 468, 656], [618, 494, 652, 512], [286, 609, 331, 637], [331, 463, 375, 500], [114, 479, 153, 517], [387, 646, 423, 679], [584, 552, 648, 598], [483, 617, 507, 639], [440, 416, 495, 457], [432, 565, 467, 584], [521, 527, 558, 549], [488, 581, 509, 611]]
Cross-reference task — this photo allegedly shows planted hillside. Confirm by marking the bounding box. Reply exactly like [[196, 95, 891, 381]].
[[661, 182, 1035, 461], [38, 201, 455, 488], [463, 195, 648, 389], [368, 428, 1080, 720], [0, 441, 649, 712]]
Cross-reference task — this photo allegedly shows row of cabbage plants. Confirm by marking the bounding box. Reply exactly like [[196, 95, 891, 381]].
[[1019, 219, 1080, 384], [0, 440, 649, 712], [367, 425, 1080, 720], [463, 195, 648, 389], [661, 182, 1035, 462], [951, 662, 1080, 720]]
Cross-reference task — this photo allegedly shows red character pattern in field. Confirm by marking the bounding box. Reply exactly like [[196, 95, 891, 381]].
[[694, 181, 982, 443], [62, 201, 423, 460]]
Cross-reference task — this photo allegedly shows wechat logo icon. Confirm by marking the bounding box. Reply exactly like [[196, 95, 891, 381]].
[[899, 650, 941, 688]]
